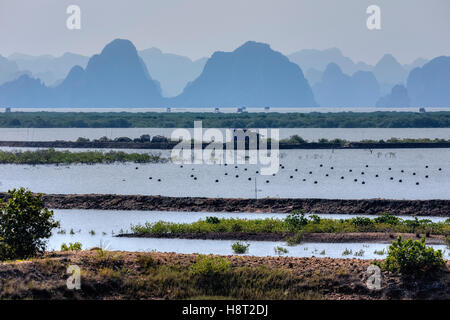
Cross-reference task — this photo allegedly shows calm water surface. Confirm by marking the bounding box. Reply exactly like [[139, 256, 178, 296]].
[[47, 209, 448, 259], [1, 148, 448, 199]]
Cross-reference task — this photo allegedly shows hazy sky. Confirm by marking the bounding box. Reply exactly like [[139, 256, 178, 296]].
[[1, 0, 449, 64]]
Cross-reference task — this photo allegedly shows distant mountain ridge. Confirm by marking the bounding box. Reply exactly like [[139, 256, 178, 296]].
[[171, 41, 316, 107], [8, 52, 89, 86], [313, 63, 380, 107], [139, 48, 207, 97], [0, 39, 448, 108], [407, 56, 450, 107], [0, 39, 163, 107]]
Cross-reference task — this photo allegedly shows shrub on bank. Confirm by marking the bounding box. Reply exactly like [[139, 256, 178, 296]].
[[285, 211, 308, 230], [380, 237, 445, 275], [189, 255, 231, 277], [130, 215, 450, 237], [61, 242, 83, 251], [0, 188, 59, 260]]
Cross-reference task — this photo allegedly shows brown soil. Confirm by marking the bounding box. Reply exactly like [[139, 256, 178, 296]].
[[118, 232, 446, 244], [1, 193, 449, 216], [1, 140, 449, 150], [0, 251, 448, 300]]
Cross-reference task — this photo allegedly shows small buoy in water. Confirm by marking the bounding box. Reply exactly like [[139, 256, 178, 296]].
[[157, 179, 161, 182], [225, 173, 228, 176], [272, 173, 276, 176], [341, 176, 344, 179], [244, 168, 247, 171], [294, 169, 298, 172], [180, 165, 183, 168], [349, 169, 353, 172], [248, 177, 252, 181], [302, 179, 306, 182], [325, 174, 329, 177], [399, 179, 402, 183], [281, 166, 285, 169], [425, 165, 429, 168], [149, 177, 152, 180], [290, 176, 293, 179], [413, 172, 416, 175], [362, 181, 365, 184], [235, 175, 239, 178], [388, 168, 392, 170], [390, 177, 394, 180], [309, 171, 312, 174], [256, 171, 259, 174], [354, 179, 358, 182], [416, 182, 420, 185], [215, 180, 219, 183], [320, 164, 323, 167], [425, 175, 429, 178], [194, 177, 197, 180], [330, 167, 334, 170], [361, 172, 365, 175], [135, 167, 138, 170], [224, 163, 228, 166], [314, 181, 318, 184], [235, 166, 238, 169], [401, 170, 404, 173], [190, 174, 194, 178], [365, 165, 369, 168], [375, 174, 379, 177], [439, 168, 442, 171], [266, 180, 269, 183]]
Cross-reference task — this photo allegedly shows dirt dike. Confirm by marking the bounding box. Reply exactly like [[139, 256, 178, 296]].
[[117, 232, 446, 244], [1, 192, 449, 216], [0, 251, 449, 300], [1, 140, 450, 149]]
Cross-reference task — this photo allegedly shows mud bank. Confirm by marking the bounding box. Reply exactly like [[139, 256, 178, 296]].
[[117, 232, 446, 244], [1, 193, 449, 216], [0, 251, 449, 300], [1, 140, 450, 149]]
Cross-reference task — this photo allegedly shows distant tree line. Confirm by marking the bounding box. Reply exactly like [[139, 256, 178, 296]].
[[1, 111, 450, 128]]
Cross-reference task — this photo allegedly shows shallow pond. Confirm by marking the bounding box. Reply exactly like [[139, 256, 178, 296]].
[[46, 210, 449, 259], [1, 148, 448, 199]]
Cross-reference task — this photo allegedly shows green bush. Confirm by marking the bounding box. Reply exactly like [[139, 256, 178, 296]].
[[189, 255, 231, 277], [61, 242, 83, 251], [231, 242, 250, 254], [285, 211, 308, 230], [445, 236, 450, 249], [308, 214, 321, 224], [374, 213, 401, 225], [274, 246, 289, 255], [381, 237, 445, 275], [0, 188, 59, 260], [205, 216, 220, 224], [351, 217, 373, 227], [285, 232, 304, 246]]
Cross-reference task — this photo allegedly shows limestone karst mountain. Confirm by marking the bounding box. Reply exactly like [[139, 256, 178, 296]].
[[171, 41, 316, 107]]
